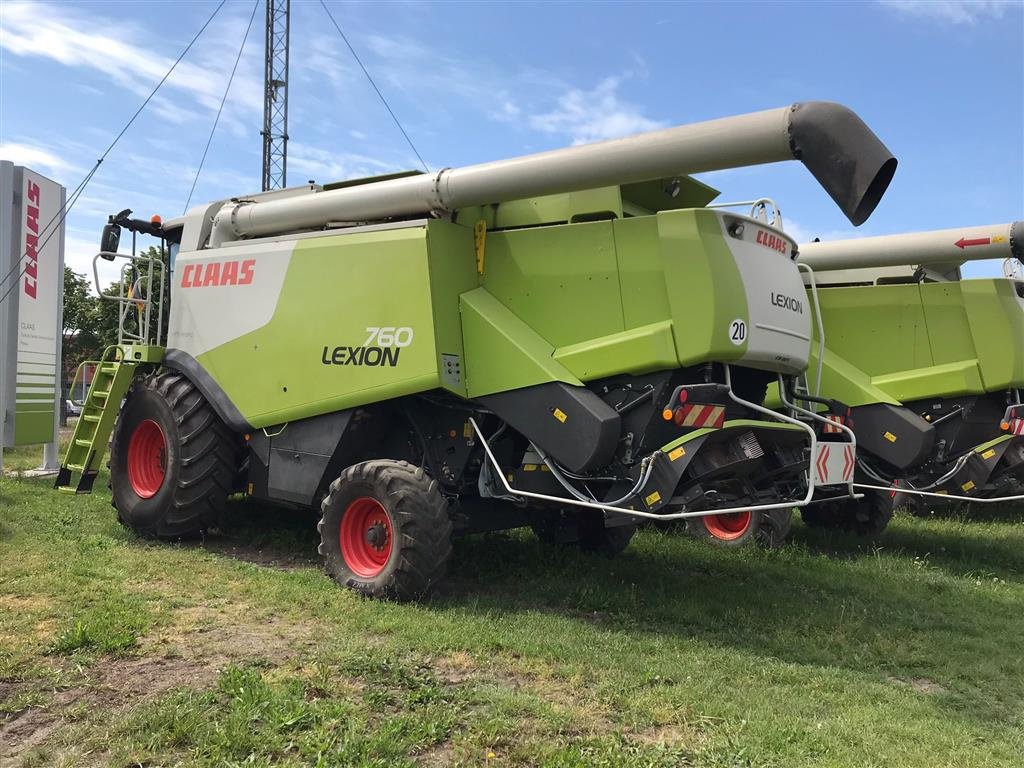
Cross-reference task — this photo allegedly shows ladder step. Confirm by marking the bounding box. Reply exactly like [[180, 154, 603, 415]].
[[67, 463, 85, 471], [100, 365, 118, 374], [74, 439, 92, 448], [82, 414, 100, 423], [92, 390, 110, 399]]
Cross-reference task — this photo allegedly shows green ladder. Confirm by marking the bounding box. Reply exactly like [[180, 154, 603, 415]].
[[55, 346, 156, 494]]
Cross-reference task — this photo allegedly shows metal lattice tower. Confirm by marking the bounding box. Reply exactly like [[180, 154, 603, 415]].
[[261, 0, 290, 191]]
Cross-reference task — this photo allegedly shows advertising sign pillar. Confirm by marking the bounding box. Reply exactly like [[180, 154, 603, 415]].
[[0, 161, 66, 473]]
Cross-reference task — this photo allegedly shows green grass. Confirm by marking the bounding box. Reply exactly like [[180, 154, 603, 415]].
[[2, 457, 1024, 766]]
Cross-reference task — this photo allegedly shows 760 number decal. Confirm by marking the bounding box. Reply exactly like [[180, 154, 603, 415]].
[[364, 326, 414, 347]]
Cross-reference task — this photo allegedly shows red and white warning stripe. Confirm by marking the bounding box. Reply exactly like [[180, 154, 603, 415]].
[[1009, 418, 1024, 436], [813, 443, 856, 486], [674, 403, 726, 429], [822, 414, 846, 434]]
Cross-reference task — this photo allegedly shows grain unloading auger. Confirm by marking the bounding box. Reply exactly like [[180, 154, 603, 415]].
[[58, 102, 896, 598], [781, 222, 1024, 531]]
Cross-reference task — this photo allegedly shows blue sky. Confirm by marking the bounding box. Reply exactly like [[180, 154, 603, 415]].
[[1, 0, 1021, 288]]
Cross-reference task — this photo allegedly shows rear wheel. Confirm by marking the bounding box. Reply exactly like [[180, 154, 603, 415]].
[[109, 370, 240, 539], [688, 508, 792, 548], [800, 490, 893, 537], [318, 460, 452, 599], [531, 510, 636, 556]]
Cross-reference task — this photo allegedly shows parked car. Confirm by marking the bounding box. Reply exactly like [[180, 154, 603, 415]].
[[65, 399, 82, 417]]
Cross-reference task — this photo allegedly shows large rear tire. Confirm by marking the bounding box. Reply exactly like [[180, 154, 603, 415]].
[[109, 370, 240, 539], [800, 490, 893, 537], [531, 510, 636, 557], [318, 460, 453, 599]]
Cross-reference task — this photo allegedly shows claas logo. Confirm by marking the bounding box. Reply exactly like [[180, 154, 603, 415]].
[[180, 259, 255, 288], [23, 180, 41, 299]]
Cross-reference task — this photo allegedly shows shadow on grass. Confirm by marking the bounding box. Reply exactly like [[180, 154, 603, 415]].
[[792, 516, 1024, 581], [189, 498, 321, 569]]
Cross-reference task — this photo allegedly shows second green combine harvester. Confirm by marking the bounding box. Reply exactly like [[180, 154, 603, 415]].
[[58, 102, 897, 598], [787, 223, 1024, 532]]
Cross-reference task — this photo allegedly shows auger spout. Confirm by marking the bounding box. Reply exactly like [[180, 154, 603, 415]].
[[208, 101, 896, 246]]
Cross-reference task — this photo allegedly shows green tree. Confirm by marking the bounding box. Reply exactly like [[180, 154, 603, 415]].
[[62, 267, 102, 389]]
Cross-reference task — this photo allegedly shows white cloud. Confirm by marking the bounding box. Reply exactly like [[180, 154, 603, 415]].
[[878, 0, 1017, 24], [528, 76, 666, 145], [287, 143, 401, 183], [781, 218, 863, 246], [0, 141, 82, 177], [0, 2, 263, 122]]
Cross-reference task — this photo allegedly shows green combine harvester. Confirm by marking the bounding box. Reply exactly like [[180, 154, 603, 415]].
[[785, 223, 1024, 531], [58, 102, 897, 598]]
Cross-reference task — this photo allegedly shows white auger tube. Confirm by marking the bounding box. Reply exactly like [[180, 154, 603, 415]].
[[209, 101, 896, 246], [798, 221, 1023, 271]]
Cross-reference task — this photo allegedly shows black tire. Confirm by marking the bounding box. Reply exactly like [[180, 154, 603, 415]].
[[109, 370, 240, 539], [687, 508, 793, 548], [800, 490, 893, 537], [757, 509, 793, 548], [531, 510, 636, 557], [318, 460, 452, 600]]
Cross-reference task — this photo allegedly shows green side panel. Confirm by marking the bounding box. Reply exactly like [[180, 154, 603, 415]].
[[490, 188, 622, 229], [660, 419, 804, 452], [612, 216, 671, 329], [814, 284, 933, 376], [14, 409, 54, 445], [792, 344, 902, 408], [918, 282, 974, 367], [657, 209, 747, 366], [553, 321, 677, 380], [620, 177, 719, 212], [460, 288, 581, 397], [453, 178, 720, 230], [809, 278, 1024, 408], [198, 228, 441, 427], [425, 221, 479, 398], [972, 433, 1015, 454], [873, 360, 984, 402], [482, 221, 625, 348], [958, 279, 1024, 390]]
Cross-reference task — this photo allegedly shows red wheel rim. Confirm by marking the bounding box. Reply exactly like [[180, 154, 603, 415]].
[[339, 497, 393, 578], [127, 419, 167, 499], [703, 510, 752, 540]]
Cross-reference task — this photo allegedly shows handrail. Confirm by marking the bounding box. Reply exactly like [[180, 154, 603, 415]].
[[467, 364, 856, 522]]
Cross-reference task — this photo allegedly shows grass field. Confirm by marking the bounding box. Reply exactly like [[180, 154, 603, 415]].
[[2, 444, 1024, 767]]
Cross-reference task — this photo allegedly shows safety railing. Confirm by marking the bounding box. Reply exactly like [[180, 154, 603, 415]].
[[93, 246, 166, 348], [706, 197, 784, 231], [470, 364, 859, 524]]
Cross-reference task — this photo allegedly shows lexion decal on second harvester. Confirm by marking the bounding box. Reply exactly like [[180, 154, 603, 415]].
[[322, 326, 413, 367]]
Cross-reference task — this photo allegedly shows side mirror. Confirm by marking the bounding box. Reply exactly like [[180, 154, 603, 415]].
[[100, 222, 121, 260]]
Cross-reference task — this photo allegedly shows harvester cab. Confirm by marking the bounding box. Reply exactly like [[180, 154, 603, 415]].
[[791, 222, 1024, 529], [57, 102, 897, 598]]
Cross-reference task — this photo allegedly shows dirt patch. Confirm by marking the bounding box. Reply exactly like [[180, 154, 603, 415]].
[[416, 739, 455, 767], [887, 676, 948, 695], [158, 604, 318, 665], [0, 655, 213, 764], [0, 682, 20, 705], [0, 707, 60, 766], [0, 595, 49, 612], [0, 613, 319, 764], [627, 723, 701, 747]]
